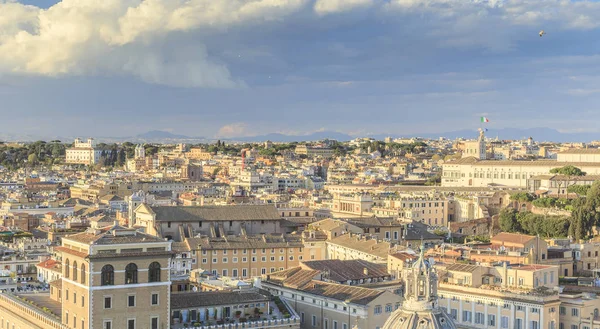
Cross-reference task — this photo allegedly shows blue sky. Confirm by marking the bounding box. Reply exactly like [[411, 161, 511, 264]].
[[2, 0, 600, 139]]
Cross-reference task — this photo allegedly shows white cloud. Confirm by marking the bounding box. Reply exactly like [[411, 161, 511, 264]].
[[0, 0, 310, 87], [3, 0, 600, 87], [314, 0, 373, 15], [216, 122, 248, 138]]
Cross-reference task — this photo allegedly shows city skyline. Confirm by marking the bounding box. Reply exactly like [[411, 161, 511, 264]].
[[2, 0, 600, 138]]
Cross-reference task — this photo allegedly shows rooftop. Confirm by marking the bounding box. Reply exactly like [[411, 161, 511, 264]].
[[148, 204, 282, 222], [170, 290, 269, 309]]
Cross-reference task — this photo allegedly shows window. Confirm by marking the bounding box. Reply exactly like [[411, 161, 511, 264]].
[[560, 307, 566, 315], [385, 304, 393, 313], [81, 295, 85, 307], [125, 263, 138, 284], [148, 262, 161, 282], [81, 264, 86, 284], [223, 257, 228, 263], [104, 320, 112, 329], [488, 314, 495, 326], [104, 296, 112, 309], [462, 311, 472, 322], [233, 269, 238, 277], [374, 305, 382, 314], [128, 295, 136, 307], [73, 292, 77, 303], [101, 265, 114, 286], [572, 308, 579, 317], [475, 312, 484, 325], [65, 259, 70, 278], [530, 321, 539, 329], [312, 315, 316, 327], [128, 319, 135, 329], [450, 309, 457, 320], [515, 319, 523, 329], [151, 293, 159, 306], [72, 261, 78, 281], [501, 316, 509, 329], [151, 317, 159, 329]]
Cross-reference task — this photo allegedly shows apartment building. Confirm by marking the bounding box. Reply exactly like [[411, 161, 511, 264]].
[[186, 233, 325, 278]]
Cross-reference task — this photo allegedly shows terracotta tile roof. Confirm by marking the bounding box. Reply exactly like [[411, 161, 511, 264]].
[[54, 246, 89, 258], [36, 259, 61, 271], [491, 232, 536, 246], [389, 252, 417, 262]]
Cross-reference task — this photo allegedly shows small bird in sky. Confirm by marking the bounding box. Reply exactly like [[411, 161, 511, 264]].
[[539, 30, 546, 37]]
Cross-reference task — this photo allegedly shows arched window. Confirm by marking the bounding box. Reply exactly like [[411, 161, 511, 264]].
[[148, 262, 161, 282], [81, 264, 86, 284], [101, 265, 114, 286], [65, 259, 70, 278], [72, 261, 78, 281], [125, 263, 138, 284]]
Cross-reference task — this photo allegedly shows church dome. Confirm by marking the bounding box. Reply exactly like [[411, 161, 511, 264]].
[[381, 244, 457, 329], [382, 308, 456, 329]]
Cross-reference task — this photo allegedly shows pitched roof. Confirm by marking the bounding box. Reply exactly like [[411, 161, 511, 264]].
[[300, 259, 390, 282], [327, 235, 392, 260], [265, 270, 386, 305], [491, 232, 536, 246], [63, 225, 167, 246], [149, 205, 282, 222]]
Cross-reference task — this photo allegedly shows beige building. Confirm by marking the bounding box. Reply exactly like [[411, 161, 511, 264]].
[[294, 145, 334, 158], [54, 223, 172, 329], [186, 233, 326, 278]]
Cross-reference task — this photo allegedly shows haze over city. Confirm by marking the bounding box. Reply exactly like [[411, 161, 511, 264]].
[[2, 0, 600, 139]]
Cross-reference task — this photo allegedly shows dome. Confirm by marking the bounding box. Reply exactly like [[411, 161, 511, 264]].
[[381, 244, 458, 329], [382, 308, 456, 329]]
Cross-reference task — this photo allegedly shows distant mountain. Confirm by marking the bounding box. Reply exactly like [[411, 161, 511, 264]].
[[232, 131, 353, 142], [135, 130, 192, 140]]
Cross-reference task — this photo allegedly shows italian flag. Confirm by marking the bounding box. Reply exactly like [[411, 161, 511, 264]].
[[480, 117, 490, 123]]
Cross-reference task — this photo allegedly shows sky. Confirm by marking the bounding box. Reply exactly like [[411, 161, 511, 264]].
[[3, 0, 600, 139]]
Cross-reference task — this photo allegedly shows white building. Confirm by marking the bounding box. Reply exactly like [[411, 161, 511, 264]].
[[65, 138, 102, 165]]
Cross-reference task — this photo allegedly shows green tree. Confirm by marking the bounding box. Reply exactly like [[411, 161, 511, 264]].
[[509, 192, 534, 203], [550, 165, 586, 176], [499, 208, 520, 232], [567, 185, 591, 196]]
